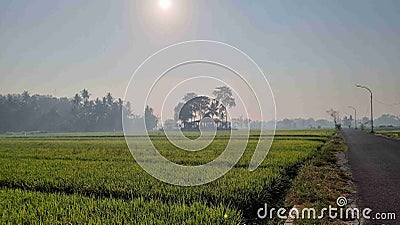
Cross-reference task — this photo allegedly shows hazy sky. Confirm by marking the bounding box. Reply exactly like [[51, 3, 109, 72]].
[[1, 0, 399, 120]]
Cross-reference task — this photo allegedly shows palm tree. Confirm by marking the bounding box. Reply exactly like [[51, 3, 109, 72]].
[[218, 104, 227, 128], [80, 89, 90, 106], [106, 92, 113, 106], [72, 94, 82, 108], [208, 99, 219, 119]]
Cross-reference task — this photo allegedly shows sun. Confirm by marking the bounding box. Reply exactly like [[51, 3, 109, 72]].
[[159, 0, 171, 10]]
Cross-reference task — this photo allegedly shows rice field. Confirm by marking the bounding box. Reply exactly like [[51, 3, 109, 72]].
[[0, 130, 333, 224], [376, 129, 400, 139]]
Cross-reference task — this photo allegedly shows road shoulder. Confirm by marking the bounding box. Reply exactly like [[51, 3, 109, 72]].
[[284, 132, 360, 225]]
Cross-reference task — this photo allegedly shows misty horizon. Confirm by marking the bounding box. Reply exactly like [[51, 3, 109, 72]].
[[1, 90, 399, 134], [1, 89, 398, 121]]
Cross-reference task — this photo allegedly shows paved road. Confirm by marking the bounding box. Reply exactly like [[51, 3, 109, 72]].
[[342, 128, 399, 224]]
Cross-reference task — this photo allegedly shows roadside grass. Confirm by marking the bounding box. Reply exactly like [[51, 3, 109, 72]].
[[283, 132, 352, 225]]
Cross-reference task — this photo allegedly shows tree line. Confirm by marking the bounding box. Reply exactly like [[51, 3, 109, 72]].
[[0, 89, 157, 133], [172, 86, 236, 130]]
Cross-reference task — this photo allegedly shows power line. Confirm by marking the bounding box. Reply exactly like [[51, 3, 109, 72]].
[[374, 98, 400, 107]]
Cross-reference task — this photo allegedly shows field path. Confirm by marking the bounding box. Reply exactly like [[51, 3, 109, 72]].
[[342, 128, 399, 223]]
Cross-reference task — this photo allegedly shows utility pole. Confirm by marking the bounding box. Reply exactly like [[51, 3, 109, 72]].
[[348, 106, 357, 129], [356, 84, 374, 133]]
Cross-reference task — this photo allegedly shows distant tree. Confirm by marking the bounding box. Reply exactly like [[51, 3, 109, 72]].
[[360, 122, 366, 131], [72, 94, 82, 108], [80, 89, 90, 105], [212, 86, 236, 108], [375, 114, 400, 127], [212, 86, 235, 128], [218, 104, 227, 124], [182, 92, 198, 102], [208, 99, 219, 119], [145, 105, 158, 131], [279, 118, 295, 129], [175, 94, 205, 124], [239, 115, 245, 129], [176, 94, 234, 130], [106, 92, 113, 106], [174, 102, 184, 122], [125, 101, 133, 116], [315, 119, 334, 128], [93, 97, 104, 127], [192, 96, 211, 120], [360, 117, 370, 128], [326, 109, 341, 130], [177, 96, 212, 123], [0, 90, 135, 133], [342, 116, 352, 128], [22, 91, 30, 103], [163, 119, 178, 130], [178, 100, 195, 123], [305, 118, 316, 128]]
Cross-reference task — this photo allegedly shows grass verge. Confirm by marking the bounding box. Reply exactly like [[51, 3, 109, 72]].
[[283, 132, 353, 225]]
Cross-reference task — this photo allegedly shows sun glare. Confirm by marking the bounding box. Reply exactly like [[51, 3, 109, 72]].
[[159, 0, 171, 10]]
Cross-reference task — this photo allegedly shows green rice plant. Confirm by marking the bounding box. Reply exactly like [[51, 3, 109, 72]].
[[0, 188, 242, 225], [0, 130, 332, 224]]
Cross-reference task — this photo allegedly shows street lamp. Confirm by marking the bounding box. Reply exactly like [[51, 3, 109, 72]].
[[348, 106, 357, 129], [356, 84, 374, 133]]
